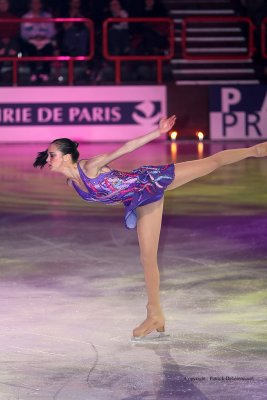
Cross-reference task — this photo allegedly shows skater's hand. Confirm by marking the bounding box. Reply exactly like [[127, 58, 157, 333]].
[[159, 115, 176, 134]]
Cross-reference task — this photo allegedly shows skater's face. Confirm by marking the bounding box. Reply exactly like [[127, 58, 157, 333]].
[[46, 143, 66, 172]]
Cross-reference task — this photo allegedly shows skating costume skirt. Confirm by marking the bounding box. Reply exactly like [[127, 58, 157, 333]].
[[72, 161, 175, 229]]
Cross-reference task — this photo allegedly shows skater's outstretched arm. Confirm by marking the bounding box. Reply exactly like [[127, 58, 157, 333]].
[[84, 115, 176, 173]]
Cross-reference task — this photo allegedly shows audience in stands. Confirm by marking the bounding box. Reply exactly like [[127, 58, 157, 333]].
[[90, 0, 130, 82], [107, 0, 129, 55], [3, 0, 266, 83], [20, 0, 56, 82], [131, 0, 169, 56], [59, 0, 89, 56], [0, 0, 19, 57]]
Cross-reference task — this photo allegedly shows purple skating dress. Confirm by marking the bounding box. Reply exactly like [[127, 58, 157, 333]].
[[72, 161, 175, 229]]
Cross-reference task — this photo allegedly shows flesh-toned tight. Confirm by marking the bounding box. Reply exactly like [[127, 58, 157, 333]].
[[133, 144, 264, 337]]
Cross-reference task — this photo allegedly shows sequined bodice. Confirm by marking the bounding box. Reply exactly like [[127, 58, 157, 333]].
[[71, 160, 175, 229], [72, 162, 140, 204]]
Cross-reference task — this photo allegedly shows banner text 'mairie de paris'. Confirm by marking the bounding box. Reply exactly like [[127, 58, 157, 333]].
[[0, 86, 166, 142]]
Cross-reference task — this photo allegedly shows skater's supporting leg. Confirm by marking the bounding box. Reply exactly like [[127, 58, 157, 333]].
[[133, 198, 165, 338]]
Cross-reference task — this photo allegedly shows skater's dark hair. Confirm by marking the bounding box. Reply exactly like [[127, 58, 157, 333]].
[[33, 149, 48, 169], [33, 138, 80, 169], [52, 138, 80, 162]]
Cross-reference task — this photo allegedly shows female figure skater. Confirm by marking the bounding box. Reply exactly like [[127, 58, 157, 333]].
[[34, 115, 267, 339]]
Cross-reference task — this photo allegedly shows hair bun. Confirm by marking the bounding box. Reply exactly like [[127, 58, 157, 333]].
[[74, 141, 79, 148]]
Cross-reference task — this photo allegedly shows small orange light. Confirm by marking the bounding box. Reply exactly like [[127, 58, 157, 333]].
[[171, 142, 178, 162], [170, 131, 178, 141], [198, 142, 204, 159], [196, 131, 204, 141]]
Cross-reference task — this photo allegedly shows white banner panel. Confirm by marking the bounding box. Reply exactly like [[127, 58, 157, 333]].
[[0, 86, 166, 142], [209, 85, 267, 140]]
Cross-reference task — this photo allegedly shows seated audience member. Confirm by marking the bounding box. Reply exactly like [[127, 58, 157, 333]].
[[20, 0, 56, 82], [137, 0, 169, 55], [107, 0, 129, 55], [90, 0, 130, 83], [60, 0, 89, 56], [0, 0, 19, 57]]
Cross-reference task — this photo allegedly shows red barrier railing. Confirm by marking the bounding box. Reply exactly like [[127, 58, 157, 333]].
[[103, 17, 175, 84], [181, 16, 255, 60], [2, 16, 267, 84], [0, 18, 94, 85], [261, 17, 267, 58]]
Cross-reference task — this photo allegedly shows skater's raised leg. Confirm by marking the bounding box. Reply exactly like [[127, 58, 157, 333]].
[[167, 143, 267, 190]]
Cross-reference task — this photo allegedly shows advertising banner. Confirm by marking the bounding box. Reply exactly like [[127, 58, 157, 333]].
[[0, 86, 166, 142], [209, 85, 267, 140]]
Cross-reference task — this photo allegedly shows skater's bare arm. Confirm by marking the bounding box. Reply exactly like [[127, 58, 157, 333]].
[[84, 115, 176, 173]]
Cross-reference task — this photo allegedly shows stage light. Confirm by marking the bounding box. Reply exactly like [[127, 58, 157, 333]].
[[171, 142, 178, 162], [196, 131, 204, 141], [197, 142, 204, 159], [169, 131, 178, 141]]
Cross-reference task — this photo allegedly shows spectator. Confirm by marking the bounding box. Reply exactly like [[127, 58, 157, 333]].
[[137, 0, 169, 55], [90, 0, 129, 83], [107, 0, 129, 55], [0, 0, 19, 57], [20, 0, 56, 82], [59, 0, 89, 56]]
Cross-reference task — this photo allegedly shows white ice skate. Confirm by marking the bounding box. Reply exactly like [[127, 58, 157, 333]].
[[131, 331, 171, 343]]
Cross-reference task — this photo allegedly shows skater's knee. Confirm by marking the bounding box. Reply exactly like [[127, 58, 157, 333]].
[[140, 252, 157, 267]]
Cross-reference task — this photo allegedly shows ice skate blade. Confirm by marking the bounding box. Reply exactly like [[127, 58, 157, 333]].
[[131, 332, 171, 343]]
